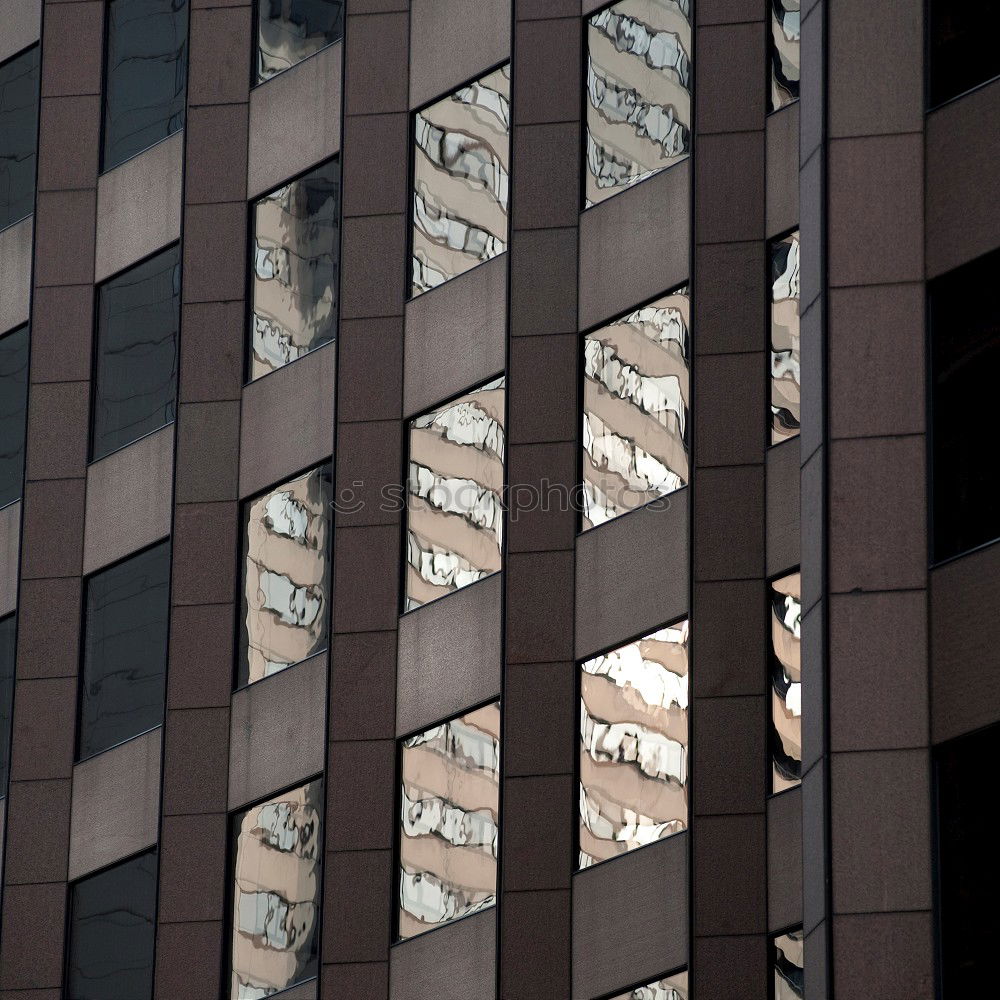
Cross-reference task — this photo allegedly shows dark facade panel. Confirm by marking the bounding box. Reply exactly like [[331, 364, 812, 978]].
[[767, 438, 800, 577]]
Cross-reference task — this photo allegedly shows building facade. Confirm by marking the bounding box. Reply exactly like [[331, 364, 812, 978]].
[[0, 0, 998, 997]]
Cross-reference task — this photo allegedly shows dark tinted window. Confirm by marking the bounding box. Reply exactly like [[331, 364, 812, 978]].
[[66, 849, 157, 1000], [929, 246, 1000, 563], [79, 541, 170, 759], [256, 0, 344, 83], [929, 0, 1000, 108], [936, 724, 1000, 995], [103, 0, 188, 171], [0, 45, 39, 231], [92, 245, 180, 461], [0, 614, 15, 797], [0, 324, 29, 507]]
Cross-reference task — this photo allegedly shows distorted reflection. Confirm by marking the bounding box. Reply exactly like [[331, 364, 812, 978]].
[[0, 324, 29, 508], [770, 231, 800, 444], [411, 64, 510, 297], [774, 928, 805, 999], [585, 0, 692, 207], [582, 289, 689, 529], [0, 45, 39, 231], [230, 780, 322, 998], [0, 614, 15, 796], [579, 621, 689, 868], [239, 464, 332, 687], [250, 157, 340, 380], [770, 0, 800, 112], [405, 377, 505, 611], [398, 701, 500, 939], [609, 969, 689, 1000], [770, 571, 802, 793], [256, 0, 344, 83]]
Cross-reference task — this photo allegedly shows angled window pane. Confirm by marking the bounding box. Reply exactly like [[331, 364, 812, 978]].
[[0, 45, 39, 231], [411, 64, 510, 297], [66, 849, 157, 1000], [239, 463, 332, 687], [585, 0, 692, 208], [79, 541, 170, 760], [929, 0, 1000, 108], [769, 571, 801, 793], [92, 245, 180, 461], [0, 614, 15, 796], [398, 701, 500, 939], [405, 377, 505, 611], [0, 324, 29, 508], [769, 0, 800, 112], [230, 779, 323, 997], [250, 157, 340, 380], [579, 621, 689, 868], [609, 969, 689, 999], [773, 928, 805, 999], [582, 289, 689, 529], [256, 0, 344, 83], [770, 231, 801, 445]]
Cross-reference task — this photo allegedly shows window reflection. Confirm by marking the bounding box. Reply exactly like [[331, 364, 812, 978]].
[[929, 0, 1000, 108], [585, 0, 692, 208], [398, 701, 500, 940], [410, 64, 510, 297], [773, 928, 805, 999], [0, 324, 29, 508], [230, 780, 322, 998], [770, 571, 801, 794], [609, 969, 689, 1000], [0, 45, 39, 231], [582, 289, 689, 529], [256, 0, 344, 84], [405, 377, 505, 611], [250, 157, 340, 381], [239, 464, 332, 687], [0, 614, 15, 797], [770, 231, 800, 445], [579, 621, 689, 868], [769, 0, 800, 112]]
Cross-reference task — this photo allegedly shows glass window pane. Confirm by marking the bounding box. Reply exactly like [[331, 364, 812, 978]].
[[79, 541, 170, 759], [579, 621, 689, 868], [929, 0, 1000, 108], [609, 970, 689, 999], [770, 230, 801, 445], [256, 0, 344, 83], [769, 571, 801, 794], [582, 289, 689, 529], [229, 779, 323, 997], [250, 157, 340, 380], [66, 849, 158, 1000], [773, 928, 805, 999], [405, 376, 505, 611], [411, 64, 510, 297], [398, 701, 500, 939], [769, 0, 800, 112], [239, 463, 332, 686], [0, 324, 29, 508], [92, 245, 180, 461], [0, 45, 39, 231], [0, 614, 15, 796], [585, 0, 691, 208], [102, 0, 189, 171]]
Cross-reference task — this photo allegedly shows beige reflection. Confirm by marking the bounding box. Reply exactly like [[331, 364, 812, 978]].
[[770, 572, 801, 793], [770, 0, 801, 112], [610, 970, 689, 1000], [770, 231, 800, 444], [579, 621, 689, 868], [240, 464, 332, 687], [583, 289, 689, 529], [406, 377, 505, 611], [398, 701, 500, 940], [411, 64, 510, 297], [774, 928, 805, 999], [585, 0, 692, 207], [230, 779, 322, 998]]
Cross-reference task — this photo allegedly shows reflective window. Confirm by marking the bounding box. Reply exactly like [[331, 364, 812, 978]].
[[239, 464, 332, 687], [0, 45, 39, 231], [0, 614, 15, 796], [769, 571, 801, 794], [585, 0, 692, 207], [582, 289, 689, 529], [398, 701, 500, 939], [770, 230, 801, 445], [102, 0, 188, 171], [256, 0, 344, 83], [66, 849, 157, 1000], [609, 970, 689, 1000], [405, 377, 505, 611], [929, 0, 1000, 108], [230, 779, 322, 997], [92, 245, 180, 461], [579, 621, 689, 868], [929, 246, 1000, 563], [410, 64, 510, 297], [79, 541, 170, 760], [769, 0, 800, 112], [773, 928, 805, 999], [0, 324, 29, 508], [250, 157, 340, 381]]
